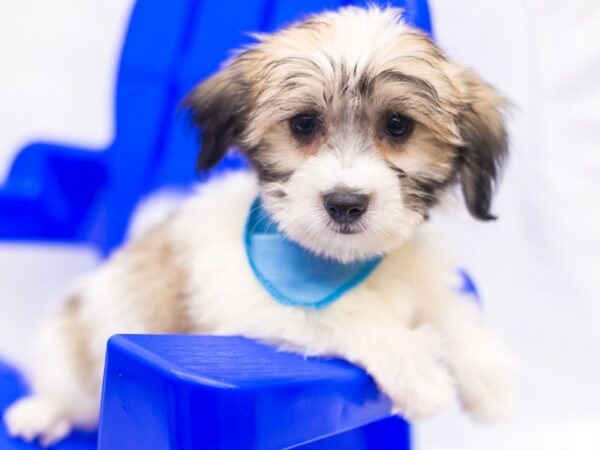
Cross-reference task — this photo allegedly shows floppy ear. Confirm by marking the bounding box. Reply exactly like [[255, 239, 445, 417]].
[[456, 69, 508, 220], [183, 59, 251, 172]]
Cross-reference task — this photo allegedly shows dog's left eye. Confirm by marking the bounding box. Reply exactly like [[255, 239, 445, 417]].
[[290, 113, 317, 137]]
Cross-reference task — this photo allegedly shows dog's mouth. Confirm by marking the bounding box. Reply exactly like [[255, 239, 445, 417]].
[[327, 221, 364, 235]]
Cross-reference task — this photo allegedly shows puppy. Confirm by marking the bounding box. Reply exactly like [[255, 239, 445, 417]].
[[4, 6, 514, 446]]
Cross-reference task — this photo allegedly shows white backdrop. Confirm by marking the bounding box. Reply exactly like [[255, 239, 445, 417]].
[[0, 1, 599, 449]]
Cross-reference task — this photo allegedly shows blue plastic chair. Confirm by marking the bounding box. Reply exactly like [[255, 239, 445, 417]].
[[0, 0, 431, 256], [0, 1, 434, 448]]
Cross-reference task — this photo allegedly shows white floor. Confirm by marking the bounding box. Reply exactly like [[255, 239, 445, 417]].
[[0, 1, 599, 449]]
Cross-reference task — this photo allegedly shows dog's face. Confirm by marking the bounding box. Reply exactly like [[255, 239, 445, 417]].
[[186, 7, 507, 263]]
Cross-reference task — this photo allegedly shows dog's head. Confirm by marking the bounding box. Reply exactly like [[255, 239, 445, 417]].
[[185, 6, 508, 263]]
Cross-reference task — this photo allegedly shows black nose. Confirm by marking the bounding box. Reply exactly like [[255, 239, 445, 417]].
[[323, 190, 369, 224]]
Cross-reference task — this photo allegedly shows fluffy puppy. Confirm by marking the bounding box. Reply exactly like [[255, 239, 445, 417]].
[[4, 6, 514, 446]]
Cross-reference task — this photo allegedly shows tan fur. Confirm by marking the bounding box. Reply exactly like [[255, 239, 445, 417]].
[[103, 222, 194, 334], [189, 7, 504, 199], [59, 296, 96, 391]]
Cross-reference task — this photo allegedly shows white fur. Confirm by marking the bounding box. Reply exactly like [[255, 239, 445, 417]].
[[4, 171, 514, 445], [263, 142, 423, 263], [126, 187, 189, 239], [4, 310, 99, 445]]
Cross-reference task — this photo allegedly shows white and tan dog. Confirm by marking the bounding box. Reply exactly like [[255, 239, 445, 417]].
[[4, 6, 514, 446]]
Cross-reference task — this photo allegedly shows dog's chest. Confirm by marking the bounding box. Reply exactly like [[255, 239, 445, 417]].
[[178, 223, 417, 342]]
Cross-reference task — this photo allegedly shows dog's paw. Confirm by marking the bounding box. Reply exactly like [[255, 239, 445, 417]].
[[454, 336, 517, 422], [461, 370, 513, 422], [390, 362, 456, 421], [376, 326, 457, 421], [3, 396, 72, 447]]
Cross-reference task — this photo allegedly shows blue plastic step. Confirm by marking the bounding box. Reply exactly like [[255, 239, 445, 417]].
[[98, 335, 409, 450]]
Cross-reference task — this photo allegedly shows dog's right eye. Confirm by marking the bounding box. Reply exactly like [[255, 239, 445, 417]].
[[385, 114, 413, 139], [290, 113, 317, 137]]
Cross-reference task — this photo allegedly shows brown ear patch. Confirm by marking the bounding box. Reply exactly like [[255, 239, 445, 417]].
[[183, 57, 253, 172], [456, 70, 508, 220]]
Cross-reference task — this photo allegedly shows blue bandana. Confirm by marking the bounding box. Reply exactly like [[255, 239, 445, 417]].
[[244, 198, 383, 309]]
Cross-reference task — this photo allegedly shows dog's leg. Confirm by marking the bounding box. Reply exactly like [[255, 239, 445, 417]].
[[314, 312, 457, 421], [3, 222, 191, 445], [3, 297, 101, 446], [429, 295, 516, 421]]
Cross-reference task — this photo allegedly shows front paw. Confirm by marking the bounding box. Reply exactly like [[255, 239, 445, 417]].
[[454, 336, 516, 422], [390, 362, 456, 421], [374, 327, 457, 421], [3, 396, 72, 447]]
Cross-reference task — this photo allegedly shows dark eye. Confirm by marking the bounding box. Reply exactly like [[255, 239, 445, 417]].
[[290, 113, 317, 137], [386, 114, 413, 138]]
